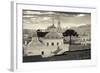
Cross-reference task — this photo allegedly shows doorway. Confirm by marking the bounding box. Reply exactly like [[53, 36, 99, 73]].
[[41, 51, 44, 55]]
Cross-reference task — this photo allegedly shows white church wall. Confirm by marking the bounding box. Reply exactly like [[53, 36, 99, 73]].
[[43, 39, 63, 46], [25, 43, 69, 56]]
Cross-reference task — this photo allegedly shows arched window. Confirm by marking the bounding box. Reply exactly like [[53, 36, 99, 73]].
[[47, 42, 49, 46], [57, 42, 59, 46], [51, 42, 54, 46]]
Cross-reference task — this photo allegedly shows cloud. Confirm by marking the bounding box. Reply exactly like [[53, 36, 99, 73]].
[[23, 10, 91, 29]]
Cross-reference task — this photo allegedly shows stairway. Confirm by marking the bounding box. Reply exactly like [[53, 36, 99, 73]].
[[52, 47, 62, 55]]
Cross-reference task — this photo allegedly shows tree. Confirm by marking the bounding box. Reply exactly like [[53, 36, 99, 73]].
[[63, 29, 78, 45]]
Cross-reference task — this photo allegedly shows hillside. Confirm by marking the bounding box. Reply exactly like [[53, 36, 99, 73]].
[[70, 24, 91, 36]]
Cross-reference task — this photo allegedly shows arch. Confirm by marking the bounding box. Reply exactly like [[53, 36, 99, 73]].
[[41, 51, 44, 55], [51, 42, 54, 46], [57, 42, 59, 46]]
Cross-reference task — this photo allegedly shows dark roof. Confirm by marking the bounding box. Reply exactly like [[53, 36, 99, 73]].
[[37, 32, 48, 37]]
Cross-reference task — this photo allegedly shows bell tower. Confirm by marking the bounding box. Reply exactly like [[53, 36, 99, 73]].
[[57, 14, 62, 32]]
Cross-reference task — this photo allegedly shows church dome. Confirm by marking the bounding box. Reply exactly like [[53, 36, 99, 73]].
[[45, 32, 63, 39], [47, 24, 57, 32], [47, 24, 56, 29]]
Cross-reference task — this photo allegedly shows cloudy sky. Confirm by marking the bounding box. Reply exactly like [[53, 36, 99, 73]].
[[22, 10, 91, 30]]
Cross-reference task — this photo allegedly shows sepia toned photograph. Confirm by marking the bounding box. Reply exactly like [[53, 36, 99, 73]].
[[22, 10, 91, 62]]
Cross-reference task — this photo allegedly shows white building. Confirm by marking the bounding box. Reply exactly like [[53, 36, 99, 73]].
[[24, 24, 69, 57], [79, 35, 91, 45]]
